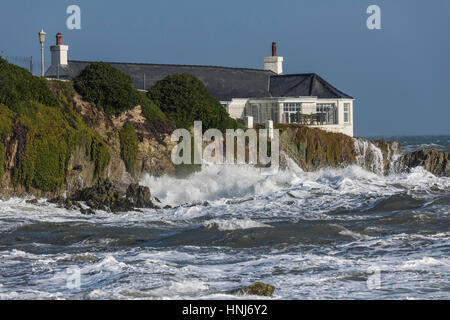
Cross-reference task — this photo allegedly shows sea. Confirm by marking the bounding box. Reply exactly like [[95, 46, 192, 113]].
[[0, 135, 449, 299]]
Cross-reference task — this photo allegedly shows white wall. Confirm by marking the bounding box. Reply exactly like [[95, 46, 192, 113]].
[[223, 97, 354, 137]]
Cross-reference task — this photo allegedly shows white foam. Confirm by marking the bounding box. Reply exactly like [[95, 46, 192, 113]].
[[204, 218, 272, 231], [400, 257, 445, 270]]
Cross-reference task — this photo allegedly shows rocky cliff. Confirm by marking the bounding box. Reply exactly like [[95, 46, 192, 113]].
[[278, 125, 448, 177], [0, 79, 176, 200]]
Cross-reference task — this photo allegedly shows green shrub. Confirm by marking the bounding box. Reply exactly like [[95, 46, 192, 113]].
[[119, 123, 139, 175], [0, 58, 59, 111], [147, 73, 239, 132], [137, 91, 167, 125], [73, 62, 140, 116]]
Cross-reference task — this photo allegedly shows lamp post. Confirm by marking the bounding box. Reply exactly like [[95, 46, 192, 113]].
[[38, 29, 46, 77]]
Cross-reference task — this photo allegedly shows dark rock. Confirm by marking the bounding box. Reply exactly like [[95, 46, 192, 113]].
[[49, 196, 65, 206], [70, 179, 156, 213], [26, 199, 38, 204], [399, 149, 449, 177], [126, 183, 152, 208], [184, 201, 209, 208], [80, 207, 95, 215], [230, 282, 275, 297], [225, 197, 254, 205]]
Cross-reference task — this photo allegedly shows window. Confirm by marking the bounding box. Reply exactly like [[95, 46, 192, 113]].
[[344, 103, 350, 123], [282, 103, 302, 124], [316, 103, 337, 124]]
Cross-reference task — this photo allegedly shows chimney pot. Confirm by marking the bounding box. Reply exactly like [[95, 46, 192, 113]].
[[272, 42, 277, 57], [56, 33, 62, 45]]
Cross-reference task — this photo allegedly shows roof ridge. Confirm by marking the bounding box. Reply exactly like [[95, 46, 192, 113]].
[[313, 73, 353, 99], [68, 60, 276, 74], [270, 73, 317, 78]]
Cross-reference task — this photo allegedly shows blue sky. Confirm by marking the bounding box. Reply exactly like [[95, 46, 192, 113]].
[[1, 0, 449, 137]]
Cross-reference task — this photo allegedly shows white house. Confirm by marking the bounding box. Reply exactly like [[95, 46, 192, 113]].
[[46, 36, 354, 137]]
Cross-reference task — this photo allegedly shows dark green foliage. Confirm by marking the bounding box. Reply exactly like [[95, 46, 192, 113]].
[[137, 91, 167, 125], [147, 73, 240, 132], [73, 62, 140, 116], [136, 91, 175, 138], [119, 123, 139, 176], [0, 58, 59, 112]]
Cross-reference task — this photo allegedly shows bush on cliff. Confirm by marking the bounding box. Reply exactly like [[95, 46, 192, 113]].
[[0, 58, 59, 112], [147, 73, 240, 131], [0, 60, 110, 192], [73, 62, 141, 116], [73, 63, 173, 137], [119, 123, 139, 176]]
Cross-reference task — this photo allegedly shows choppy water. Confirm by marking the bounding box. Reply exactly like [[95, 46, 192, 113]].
[[0, 136, 449, 299]]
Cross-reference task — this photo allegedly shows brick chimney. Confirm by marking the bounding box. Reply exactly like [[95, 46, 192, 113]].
[[264, 42, 283, 75], [56, 33, 62, 45]]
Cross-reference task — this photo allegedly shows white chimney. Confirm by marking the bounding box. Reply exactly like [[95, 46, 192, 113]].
[[50, 33, 69, 66], [264, 42, 283, 75]]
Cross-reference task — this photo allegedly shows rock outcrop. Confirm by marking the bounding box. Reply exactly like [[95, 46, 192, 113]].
[[66, 179, 157, 212], [231, 282, 275, 297], [278, 125, 401, 175], [398, 149, 449, 177]]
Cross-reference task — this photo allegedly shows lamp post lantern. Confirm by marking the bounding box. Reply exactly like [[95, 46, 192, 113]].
[[38, 29, 46, 77]]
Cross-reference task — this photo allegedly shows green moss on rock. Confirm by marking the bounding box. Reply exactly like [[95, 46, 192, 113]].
[[0, 142, 5, 183], [232, 282, 275, 297], [278, 124, 356, 171], [85, 130, 111, 177], [119, 123, 139, 176], [0, 59, 111, 192], [11, 101, 78, 191]]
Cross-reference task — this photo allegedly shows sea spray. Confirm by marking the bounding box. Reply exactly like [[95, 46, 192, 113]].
[[353, 138, 385, 175]]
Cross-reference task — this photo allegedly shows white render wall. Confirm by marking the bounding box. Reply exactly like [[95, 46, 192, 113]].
[[264, 56, 283, 74], [221, 97, 354, 137], [50, 45, 69, 66]]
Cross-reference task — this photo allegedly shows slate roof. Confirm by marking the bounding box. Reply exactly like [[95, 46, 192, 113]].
[[53, 60, 353, 101]]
